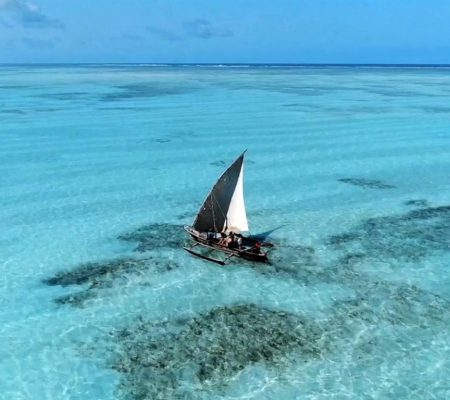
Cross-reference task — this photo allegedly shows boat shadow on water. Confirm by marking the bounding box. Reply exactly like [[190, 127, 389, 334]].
[[248, 224, 287, 242]]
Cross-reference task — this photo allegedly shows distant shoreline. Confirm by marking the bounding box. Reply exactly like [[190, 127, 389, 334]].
[[1, 63, 450, 68]]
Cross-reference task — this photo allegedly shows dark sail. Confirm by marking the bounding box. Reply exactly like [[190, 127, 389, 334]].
[[193, 152, 247, 233]]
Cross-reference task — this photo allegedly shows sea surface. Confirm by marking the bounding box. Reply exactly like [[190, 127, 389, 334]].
[[1, 64, 449, 400]]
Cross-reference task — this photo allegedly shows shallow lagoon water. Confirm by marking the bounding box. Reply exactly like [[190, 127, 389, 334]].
[[1, 65, 450, 399]]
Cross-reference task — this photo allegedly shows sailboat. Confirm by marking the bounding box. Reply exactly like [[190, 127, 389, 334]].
[[184, 151, 273, 265]]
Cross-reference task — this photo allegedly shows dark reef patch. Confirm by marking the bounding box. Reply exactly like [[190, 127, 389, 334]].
[[109, 304, 324, 399], [332, 281, 450, 328], [44, 256, 181, 307], [118, 223, 184, 252], [34, 108, 62, 113], [34, 92, 91, 101], [325, 253, 366, 284], [43, 258, 149, 287], [338, 178, 397, 189], [326, 232, 360, 246], [304, 105, 391, 115], [45, 223, 185, 307], [154, 138, 171, 143], [168, 130, 197, 138], [327, 205, 450, 262], [404, 199, 430, 208], [225, 82, 327, 97], [96, 106, 154, 111], [101, 83, 196, 102], [210, 159, 255, 168], [407, 205, 450, 219], [176, 211, 193, 221], [413, 105, 450, 114], [0, 85, 27, 90], [281, 103, 300, 107], [261, 244, 362, 287], [0, 109, 26, 114], [103, 278, 448, 399], [54, 290, 97, 308], [366, 88, 445, 98], [262, 244, 323, 283], [300, 205, 450, 330], [209, 160, 226, 167]]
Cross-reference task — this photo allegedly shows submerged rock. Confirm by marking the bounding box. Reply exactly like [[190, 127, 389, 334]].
[[110, 304, 325, 399]]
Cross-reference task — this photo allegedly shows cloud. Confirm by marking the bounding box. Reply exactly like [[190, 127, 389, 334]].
[[110, 33, 144, 45], [147, 19, 232, 42], [146, 26, 181, 42], [121, 33, 144, 42], [0, 16, 13, 28], [0, 0, 64, 29], [183, 19, 232, 39], [21, 36, 54, 48]]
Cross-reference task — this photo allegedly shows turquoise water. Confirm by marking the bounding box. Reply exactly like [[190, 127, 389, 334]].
[[1, 65, 449, 399]]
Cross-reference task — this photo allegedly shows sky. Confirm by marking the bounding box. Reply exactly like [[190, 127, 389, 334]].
[[1, 0, 450, 64]]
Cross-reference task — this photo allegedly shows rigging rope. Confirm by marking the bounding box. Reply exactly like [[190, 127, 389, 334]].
[[211, 192, 227, 232]]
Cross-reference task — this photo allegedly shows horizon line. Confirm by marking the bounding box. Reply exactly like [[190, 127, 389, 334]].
[[2, 62, 450, 67]]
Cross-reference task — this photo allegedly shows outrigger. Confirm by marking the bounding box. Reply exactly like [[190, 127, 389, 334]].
[[184, 151, 273, 265]]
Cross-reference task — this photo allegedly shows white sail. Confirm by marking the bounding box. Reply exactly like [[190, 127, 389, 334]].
[[225, 162, 248, 232], [193, 151, 249, 233]]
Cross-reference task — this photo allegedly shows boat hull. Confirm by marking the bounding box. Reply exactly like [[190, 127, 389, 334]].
[[184, 226, 269, 263]]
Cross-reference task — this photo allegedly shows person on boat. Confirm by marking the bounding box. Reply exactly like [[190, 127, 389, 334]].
[[207, 230, 216, 243], [218, 232, 230, 246], [252, 241, 262, 254], [235, 234, 243, 249], [228, 232, 238, 249]]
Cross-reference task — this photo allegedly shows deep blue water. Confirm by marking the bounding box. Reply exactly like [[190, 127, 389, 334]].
[[1, 64, 449, 399]]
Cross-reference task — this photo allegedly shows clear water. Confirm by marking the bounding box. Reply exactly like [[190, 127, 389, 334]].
[[1, 64, 449, 399]]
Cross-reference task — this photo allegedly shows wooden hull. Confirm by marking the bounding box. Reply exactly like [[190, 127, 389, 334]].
[[184, 226, 269, 263]]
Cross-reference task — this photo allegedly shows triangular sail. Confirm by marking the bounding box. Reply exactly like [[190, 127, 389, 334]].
[[225, 161, 248, 232], [193, 152, 249, 233]]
